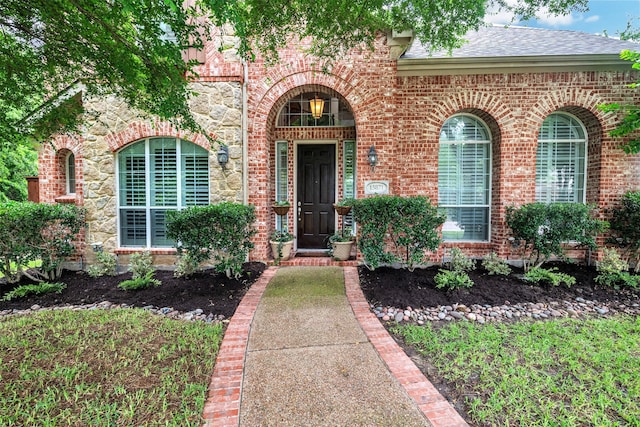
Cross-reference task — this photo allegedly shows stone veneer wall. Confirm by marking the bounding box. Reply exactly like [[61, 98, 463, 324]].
[[39, 81, 244, 268]]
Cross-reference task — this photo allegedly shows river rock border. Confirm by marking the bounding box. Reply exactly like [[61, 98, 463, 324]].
[[373, 297, 640, 325], [0, 301, 228, 323]]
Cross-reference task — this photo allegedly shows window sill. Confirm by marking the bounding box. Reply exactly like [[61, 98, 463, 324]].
[[55, 194, 77, 204], [114, 248, 177, 255]]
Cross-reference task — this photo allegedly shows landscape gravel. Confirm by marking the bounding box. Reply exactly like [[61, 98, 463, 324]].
[[373, 297, 640, 325]]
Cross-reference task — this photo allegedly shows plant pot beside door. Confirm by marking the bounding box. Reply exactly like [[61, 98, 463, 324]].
[[270, 230, 294, 263], [328, 234, 354, 261]]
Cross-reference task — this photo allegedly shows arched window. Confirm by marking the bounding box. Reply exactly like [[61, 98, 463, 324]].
[[276, 92, 354, 127], [438, 115, 491, 241], [66, 152, 76, 195], [117, 137, 209, 247], [535, 113, 587, 203]]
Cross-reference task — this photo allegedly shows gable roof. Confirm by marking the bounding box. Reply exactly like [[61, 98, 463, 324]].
[[398, 25, 640, 76]]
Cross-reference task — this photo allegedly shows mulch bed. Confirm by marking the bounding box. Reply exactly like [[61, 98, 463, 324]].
[[0, 262, 266, 319], [358, 261, 640, 310]]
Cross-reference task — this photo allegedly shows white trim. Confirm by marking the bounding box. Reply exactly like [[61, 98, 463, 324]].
[[65, 152, 76, 195], [397, 54, 633, 76], [293, 140, 338, 250], [535, 111, 588, 204], [438, 114, 493, 243]]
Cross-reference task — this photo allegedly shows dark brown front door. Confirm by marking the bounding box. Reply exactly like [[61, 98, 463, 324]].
[[297, 144, 336, 249]]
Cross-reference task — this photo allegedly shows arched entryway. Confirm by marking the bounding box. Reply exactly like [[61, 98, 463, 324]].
[[267, 86, 357, 252]]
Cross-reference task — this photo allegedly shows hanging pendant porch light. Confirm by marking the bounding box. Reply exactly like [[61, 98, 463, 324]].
[[309, 94, 325, 119]]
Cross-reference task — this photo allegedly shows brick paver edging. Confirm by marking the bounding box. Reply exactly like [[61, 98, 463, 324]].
[[202, 266, 278, 427], [343, 267, 469, 427]]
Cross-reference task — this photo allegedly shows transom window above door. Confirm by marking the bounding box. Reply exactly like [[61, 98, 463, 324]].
[[277, 92, 354, 127]]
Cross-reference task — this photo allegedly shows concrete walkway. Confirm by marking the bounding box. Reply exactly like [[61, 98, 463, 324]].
[[202, 266, 468, 427]]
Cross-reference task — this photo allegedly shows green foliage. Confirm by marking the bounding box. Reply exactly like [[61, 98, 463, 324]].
[[118, 251, 160, 290], [435, 247, 475, 290], [118, 271, 161, 290], [0, 202, 85, 283], [87, 251, 117, 278], [1, 1, 586, 145], [0, 143, 37, 202], [599, 50, 640, 154], [352, 195, 445, 270], [166, 202, 256, 279], [506, 203, 607, 271], [2, 282, 66, 301], [434, 269, 474, 290], [173, 252, 200, 279], [524, 267, 576, 287], [446, 247, 475, 272], [482, 252, 512, 275], [595, 248, 640, 289], [607, 191, 640, 271]]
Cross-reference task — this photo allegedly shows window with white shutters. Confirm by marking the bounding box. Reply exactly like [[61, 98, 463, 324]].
[[438, 115, 491, 242], [343, 140, 356, 230], [118, 138, 209, 247], [275, 141, 288, 231], [535, 113, 587, 204]]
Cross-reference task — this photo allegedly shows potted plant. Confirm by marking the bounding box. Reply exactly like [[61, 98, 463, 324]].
[[328, 227, 354, 261], [272, 200, 291, 216], [270, 229, 294, 262], [333, 198, 354, 216]]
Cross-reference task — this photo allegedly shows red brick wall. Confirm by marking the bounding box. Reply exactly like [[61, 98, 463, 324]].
[[38, 134, 85, 205], [244, 34, 640, 262]]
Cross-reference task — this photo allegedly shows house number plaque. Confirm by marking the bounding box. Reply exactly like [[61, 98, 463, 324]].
[[364, 181, 389, 195]]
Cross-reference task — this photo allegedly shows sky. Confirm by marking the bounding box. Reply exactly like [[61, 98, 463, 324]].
[[485, 0, 640, 37]]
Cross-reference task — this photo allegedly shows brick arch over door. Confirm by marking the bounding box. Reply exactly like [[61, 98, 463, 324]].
[[105, 121, 211, 152]]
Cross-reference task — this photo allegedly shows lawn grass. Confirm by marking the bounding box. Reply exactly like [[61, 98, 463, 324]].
[[264, 266, 344, 298], [0, 309, 223, 426], [395, 316, 640, 426]]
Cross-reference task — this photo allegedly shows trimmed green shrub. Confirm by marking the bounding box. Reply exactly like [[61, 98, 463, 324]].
[[524, 267, 576, 288], [352, 195, 444, 270], [166, 202, 256, 279], [482, 252, 512, 275], [118, 271, 161, 290], [87, 251, 117, 278], [434, 270, 474, 290], [607, 191, 640, 271], [595, 248, 640, 289], [0, 202, 85, 283], [2, 282, 66, 301], [506, 203, 607, 271]]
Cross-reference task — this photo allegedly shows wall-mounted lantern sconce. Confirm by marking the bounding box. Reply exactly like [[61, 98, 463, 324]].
[[91, 242, 103, 253], [217, 145, 229, 170], [309, 94, 325, 119], [368, 145, 378, 172]]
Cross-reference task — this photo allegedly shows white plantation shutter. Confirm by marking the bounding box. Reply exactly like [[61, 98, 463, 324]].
[[181, 140, 209, 206], [151, 139, 178, 206], [118, 138, 210, 247], [275, 141, 288, 231], [438, 115, 491, 241], [536, 113, 586, 203], [343, 140, 356, 230]]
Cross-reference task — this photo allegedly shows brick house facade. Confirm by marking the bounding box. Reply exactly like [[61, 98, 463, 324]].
[[37, 26, 640, 267]]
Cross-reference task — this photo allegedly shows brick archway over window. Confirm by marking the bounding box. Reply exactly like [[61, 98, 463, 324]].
[[38, 134, 84, 204], [105, 121, 211, 152]]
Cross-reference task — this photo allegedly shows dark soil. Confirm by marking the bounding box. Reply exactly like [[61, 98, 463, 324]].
[[0, 262, 266, 318], [359, 261, 640, 310]]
